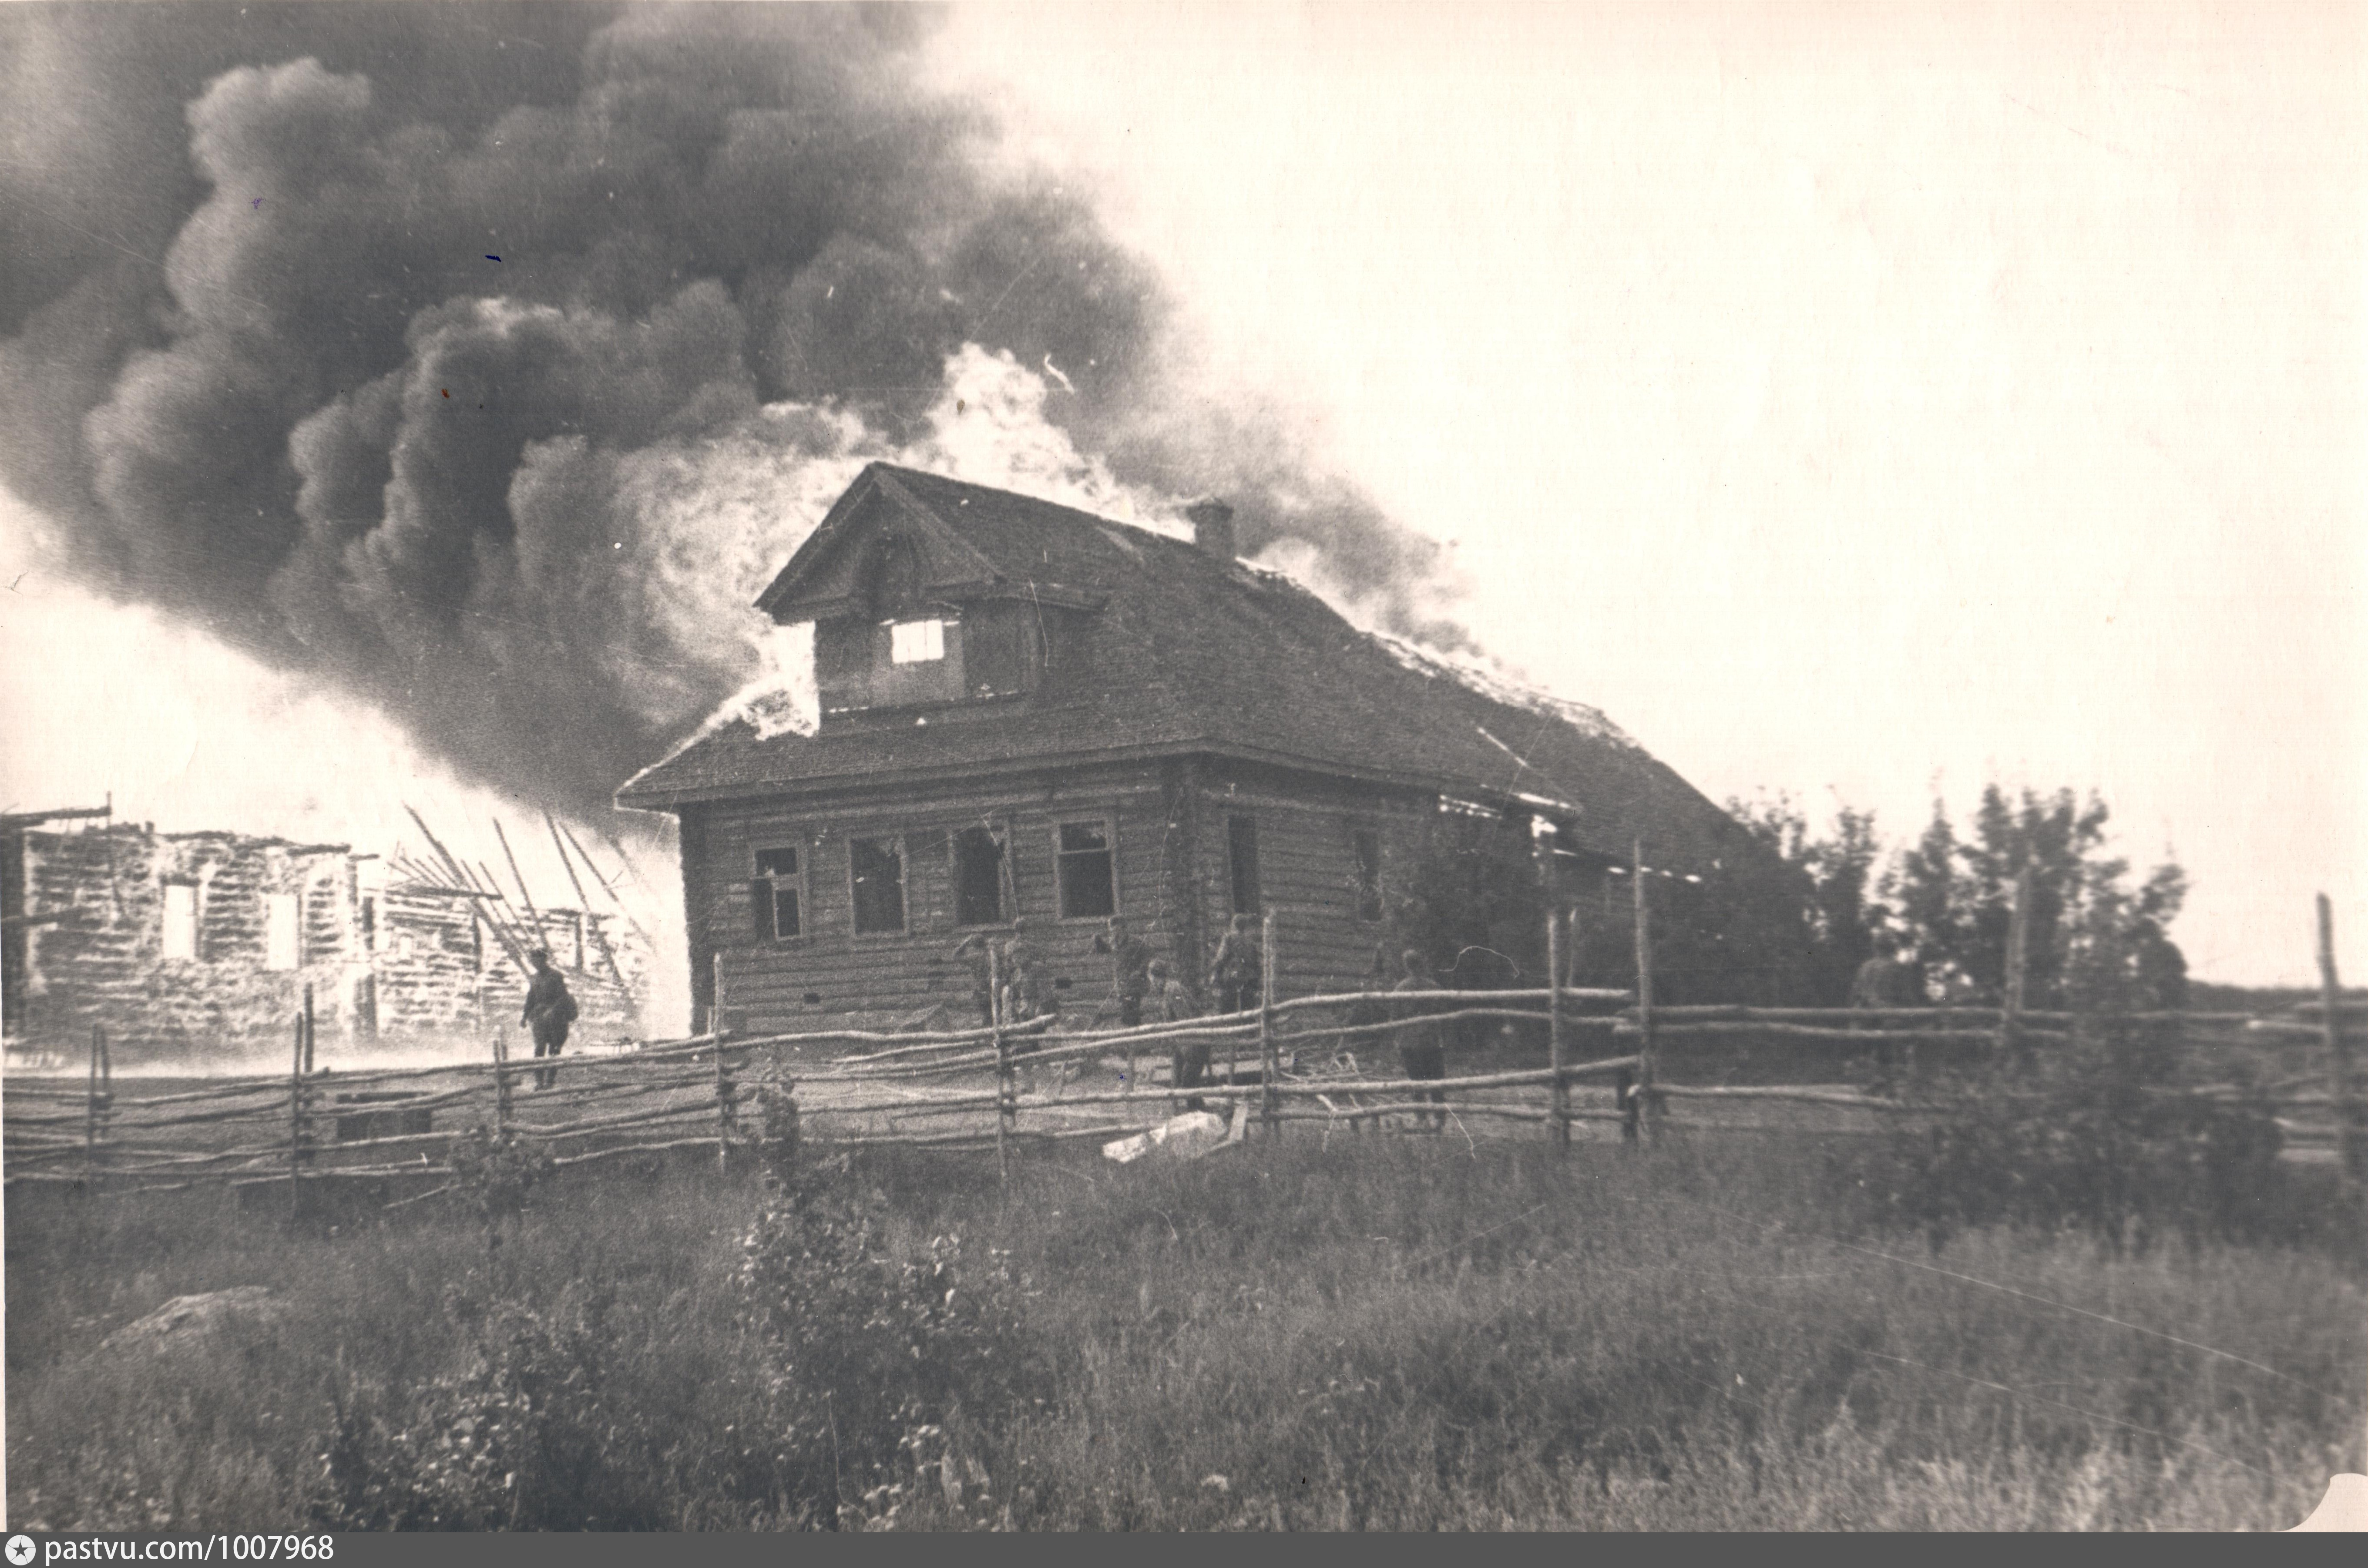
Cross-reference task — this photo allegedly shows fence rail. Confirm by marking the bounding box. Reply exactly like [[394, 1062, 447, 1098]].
[[10, 890, 2367, 1201]]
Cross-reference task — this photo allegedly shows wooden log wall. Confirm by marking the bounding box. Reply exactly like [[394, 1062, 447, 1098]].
[[684, 758, 1438, 1038], [7, 826, 354, 1062]]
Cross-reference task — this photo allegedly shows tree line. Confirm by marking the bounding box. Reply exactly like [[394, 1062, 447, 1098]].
[[1384, 783, 2190, 1014]]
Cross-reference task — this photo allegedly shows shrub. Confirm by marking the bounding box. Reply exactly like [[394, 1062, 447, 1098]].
[[1861, 1021, 2294, 1254], [735, 1152, 1040, 1527], [309, 1283, 660, 1530], [444, 1126, 555, 1252]]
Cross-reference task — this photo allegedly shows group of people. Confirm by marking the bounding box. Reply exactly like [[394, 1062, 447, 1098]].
[[948, 913, 1270, 1032], [943, 913, 1277, 1111]]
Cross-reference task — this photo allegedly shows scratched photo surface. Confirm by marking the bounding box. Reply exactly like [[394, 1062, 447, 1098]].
[[2, 0, 2362, 1534]]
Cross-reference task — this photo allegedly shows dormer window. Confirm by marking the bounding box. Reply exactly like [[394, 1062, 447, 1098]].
[[889, 618, 946, 664]]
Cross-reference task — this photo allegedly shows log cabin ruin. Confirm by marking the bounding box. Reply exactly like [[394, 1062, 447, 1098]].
[[618, 463, 1755, 1037], [1, 809, 648, 1067]]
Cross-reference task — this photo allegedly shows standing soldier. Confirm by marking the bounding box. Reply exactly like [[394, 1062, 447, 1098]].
[[950, 932, 997, 1029], [521, 947, 578, 1091], [1850, 930, 1924, 1069], [1149, 958, 1209, 1112], [1343, 943, 1394, 1067], [1208, 913, 1264, 1015], [1392, 948, 1448, 1131], [1000, 917, 1049, 1030], [1094, 915, 1155, 1028], [1850, 930, 1923, 1011]]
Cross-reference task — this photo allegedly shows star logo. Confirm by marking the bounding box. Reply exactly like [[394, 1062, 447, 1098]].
[[7, 1534, 37, 1565]]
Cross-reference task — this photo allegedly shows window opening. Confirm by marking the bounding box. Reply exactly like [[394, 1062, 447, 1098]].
[[161, 881, 198, 961], [1056, 821, 1116, 919], [850, 836, 907, 933], [953, 827, 1008, 927], [1353, 829, 1384, 923], [755, 846, 803, 940], [263, 892, 299, 971], [889, 618, 946, 664], [1227, 815, 1262, 916]]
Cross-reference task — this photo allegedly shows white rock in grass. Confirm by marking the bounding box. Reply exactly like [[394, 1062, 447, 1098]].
[[102, 1287, 286, 1354]]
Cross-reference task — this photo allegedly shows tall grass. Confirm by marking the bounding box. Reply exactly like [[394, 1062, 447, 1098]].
[[7, 1133, 2360, 1531]]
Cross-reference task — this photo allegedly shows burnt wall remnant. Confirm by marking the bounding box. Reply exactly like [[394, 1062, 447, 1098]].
[[3, 814, 646, 1067]]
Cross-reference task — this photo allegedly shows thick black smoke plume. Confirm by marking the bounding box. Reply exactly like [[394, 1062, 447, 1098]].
[[0, 1, 1468, 820]]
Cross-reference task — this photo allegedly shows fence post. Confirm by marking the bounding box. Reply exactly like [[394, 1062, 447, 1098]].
[[1999, 862, 2032, 1062], [2316, 893, 2366, 1192], [97, 1024, 112, 1190], [1260, 910, 1279, 1140], [1548, 908, 1569, 1154], [713, 951, 735, 1174], [991, 943, 1011, 1188], [85, 1023, 106, 1192], [1632, 839, 1659, 1143], [288, 1010, 309, 1223], [493, 1027, 513, 1135]]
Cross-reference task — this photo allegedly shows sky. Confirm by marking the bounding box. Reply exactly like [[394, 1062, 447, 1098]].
[[0, 1, 2361, 988], [937, 0, 2368, 984]]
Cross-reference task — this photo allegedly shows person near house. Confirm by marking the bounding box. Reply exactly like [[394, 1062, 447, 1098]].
[[1850, 929, 1925, 1070], [1208, 913, 1264, 1014], [950, 931, 997, 1028], [1850, 930, 1923, 1012], [1149, 957, 1210, 1113], [1093, 915, 1155, 1028], [1000, 917, 1050, 1034], [522, 948, 578, 1091], [1344, 944, 1394, 1062], [1392, 948, 1449, 1131]]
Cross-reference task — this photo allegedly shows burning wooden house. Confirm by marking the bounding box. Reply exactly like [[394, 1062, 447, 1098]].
[[617, 463, 1753, 1037], [2, 808, 647, 1067]]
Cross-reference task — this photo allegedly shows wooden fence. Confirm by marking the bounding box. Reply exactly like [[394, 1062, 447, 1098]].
[[7, 886, 2366, 1204]]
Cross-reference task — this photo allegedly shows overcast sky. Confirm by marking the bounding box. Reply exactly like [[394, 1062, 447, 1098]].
[[940, 0, 2366, 984], [1, 2, 2360, 987]]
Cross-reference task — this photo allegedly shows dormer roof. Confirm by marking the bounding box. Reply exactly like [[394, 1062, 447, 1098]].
[[755, 464, 1108, 621]]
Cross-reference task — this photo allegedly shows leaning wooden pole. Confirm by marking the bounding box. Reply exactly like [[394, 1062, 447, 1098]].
[[2316, 893, 2366, 1193], [1632, 839, 1659, 1144], [548, 811, 631, 994], [562, 820, 655, 950], [1260, 910, 1280, 1140], [302, 982, 316, 1075], [405, 803, 534, 973], [492, 819, 547, 957], [476, 860, 542, 965], [1548, 907, 1569, 1154]]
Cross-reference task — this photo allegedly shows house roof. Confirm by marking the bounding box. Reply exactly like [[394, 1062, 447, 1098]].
[[619, 463, 1749, 868]]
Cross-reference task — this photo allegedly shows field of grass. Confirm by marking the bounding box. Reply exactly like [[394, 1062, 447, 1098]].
[[6, 1131, 2362, 1531]]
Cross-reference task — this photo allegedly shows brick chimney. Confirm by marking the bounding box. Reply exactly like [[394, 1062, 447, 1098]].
[[1184, 498, 1236, 561]]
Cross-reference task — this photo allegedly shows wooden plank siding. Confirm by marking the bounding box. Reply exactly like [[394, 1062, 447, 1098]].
[[1200, 761, 1431, 997], [683, 755, 1439, 1039]]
